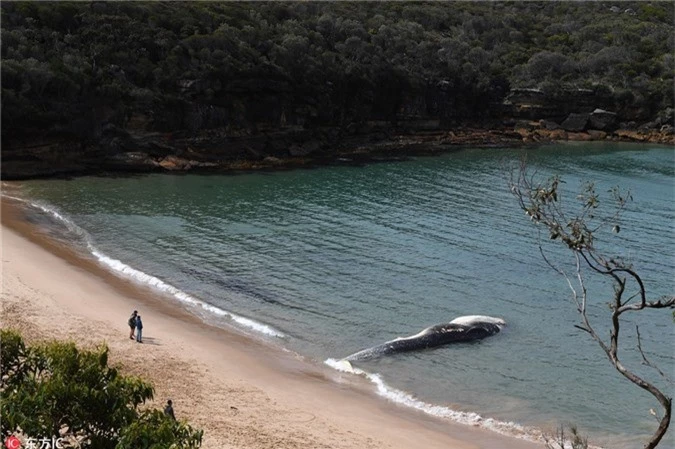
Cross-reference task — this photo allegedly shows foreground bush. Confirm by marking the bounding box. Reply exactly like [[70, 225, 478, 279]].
[[0, 330, 202, 449]]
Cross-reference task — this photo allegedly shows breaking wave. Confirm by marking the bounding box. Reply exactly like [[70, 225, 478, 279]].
[[324, 358, 544, 443], [3, 194, 285, 338]]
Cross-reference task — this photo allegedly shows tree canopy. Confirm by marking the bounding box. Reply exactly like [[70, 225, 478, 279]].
[[0, 330, 203, 449], [2, 1, 673, 140]]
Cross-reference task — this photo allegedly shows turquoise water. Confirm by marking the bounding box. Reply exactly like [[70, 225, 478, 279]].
[[14, 143, 675, 447]]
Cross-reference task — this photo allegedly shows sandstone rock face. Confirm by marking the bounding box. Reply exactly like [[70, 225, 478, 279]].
[[615, 130, 647, 141], [506, 88, 547, 106], [504, 87, 613, 121], [158, 155, 187, 170], [263, 156, 283, 165], [514, 120, 540, 131], [567, 132, 593, 141], [289, 140, 321, 157], [587, 130, 608, 140], [548, 129, 568, 140], [2, 81, 672, 180], [589, 109, 618, 131], [561, 113, 590, 132], [534, 129, 568, 140], [540, 120, 561, 130], [608, 128, 674, 144], [156, 155, 217, 171], [514, 128, 531, 139]]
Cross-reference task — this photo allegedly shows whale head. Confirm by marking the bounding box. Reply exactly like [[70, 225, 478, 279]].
[[449, 315, 506, 329]]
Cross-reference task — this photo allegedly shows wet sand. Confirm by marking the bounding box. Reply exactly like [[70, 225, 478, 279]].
[[1, 196, 543, 449]]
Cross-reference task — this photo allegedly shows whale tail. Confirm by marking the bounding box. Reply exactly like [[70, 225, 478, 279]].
[[338, 359, 354, 371], [331, 358, 354, 372], [449, 315, 506, 328]]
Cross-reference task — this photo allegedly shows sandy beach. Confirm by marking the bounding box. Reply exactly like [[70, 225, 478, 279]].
[[1, 197, 543, 449]]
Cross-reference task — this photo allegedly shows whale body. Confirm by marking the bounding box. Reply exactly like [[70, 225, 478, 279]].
[[344, 315, 506, 362]]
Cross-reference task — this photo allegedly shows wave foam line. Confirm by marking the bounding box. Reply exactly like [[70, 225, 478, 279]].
[[324, 358, 543, 443], [91, 250, 285, 338], [3, 194, 284, 338], [4, 194, 90, 240]]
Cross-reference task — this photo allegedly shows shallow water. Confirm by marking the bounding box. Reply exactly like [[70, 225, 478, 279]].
[[15, 142, 675, 447]]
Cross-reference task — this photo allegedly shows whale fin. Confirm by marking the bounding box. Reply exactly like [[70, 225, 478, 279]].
[[336, 359, 354, 371]]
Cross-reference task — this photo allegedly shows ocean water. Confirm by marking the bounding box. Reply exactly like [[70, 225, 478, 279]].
[[11, 142, 675, 448]]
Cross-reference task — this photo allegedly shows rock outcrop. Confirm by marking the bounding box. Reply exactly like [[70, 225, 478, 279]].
[[589, 109, 618, 131], [502, 90, 673, 145], [2, 84, 673, 180], [561, 113, 590, 132]]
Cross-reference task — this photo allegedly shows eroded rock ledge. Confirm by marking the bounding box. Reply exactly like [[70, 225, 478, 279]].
[[3, 90, 673, 180], [3, 121, 672, 180]]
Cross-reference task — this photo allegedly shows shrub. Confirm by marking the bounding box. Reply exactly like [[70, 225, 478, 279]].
[[0, 330, 202, 449]]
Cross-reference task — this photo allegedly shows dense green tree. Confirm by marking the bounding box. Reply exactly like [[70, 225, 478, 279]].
[[0, 330, 203, 449], [1, 1, 673, 142], [117, 410, 203, 449]]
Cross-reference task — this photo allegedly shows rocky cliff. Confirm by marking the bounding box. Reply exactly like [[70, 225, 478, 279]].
[[2, 88, 673, 180]]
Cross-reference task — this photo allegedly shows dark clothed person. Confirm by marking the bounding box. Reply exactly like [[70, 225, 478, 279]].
[[164, 400, 176, 420], [135, 315, 143, 343], [128, 310, 138, 339]]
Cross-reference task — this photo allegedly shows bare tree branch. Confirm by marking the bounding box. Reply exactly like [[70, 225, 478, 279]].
[[508, 161, 673, 449], [636, 325, 673, 384]]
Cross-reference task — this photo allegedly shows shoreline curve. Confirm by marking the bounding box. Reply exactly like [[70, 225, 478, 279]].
[[1, 192, 545, 449]]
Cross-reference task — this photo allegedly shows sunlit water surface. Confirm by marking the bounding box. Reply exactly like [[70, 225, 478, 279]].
[[16, 142, 675, 448]]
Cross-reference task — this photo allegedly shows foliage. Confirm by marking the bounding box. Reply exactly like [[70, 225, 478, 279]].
[[510, 164, 675, 449], [0, 330, 202, 449], [117, 410, 203, 449], [1, 1, 673, 141], [544, 424, 588, 449]]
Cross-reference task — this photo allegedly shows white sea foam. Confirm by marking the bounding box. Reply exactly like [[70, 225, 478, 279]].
[[324, 358, 543, 443], [89, 249, 285, 338], [4, 194, 89, 239], [3, 194, 284, 338]]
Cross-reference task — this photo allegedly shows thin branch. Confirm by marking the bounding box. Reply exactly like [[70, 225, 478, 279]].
[[537, 238, 583, 314], [509, 162, 672, 449], [621, 291, 640, 308], [578, 251, 650, 313], [574, 256, 611, 356], [619, 297, 675, 313], [575, 252, 588, 317], [573, 324, 592, 334], [636, 325, 673, 384]]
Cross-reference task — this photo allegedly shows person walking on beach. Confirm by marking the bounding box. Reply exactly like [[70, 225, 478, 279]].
[[128, 310, 138, 340], [164, 399, 176, 420], [135, 314, 143, 343]]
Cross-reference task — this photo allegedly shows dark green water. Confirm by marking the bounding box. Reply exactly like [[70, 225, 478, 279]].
[[14, 142, 675, 447]]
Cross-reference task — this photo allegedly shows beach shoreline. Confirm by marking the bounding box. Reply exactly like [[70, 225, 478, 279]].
[[1, 194, 544, 449]]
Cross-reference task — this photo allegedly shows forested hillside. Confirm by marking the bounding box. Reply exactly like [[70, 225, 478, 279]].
[[2, 1, 673, 178]]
